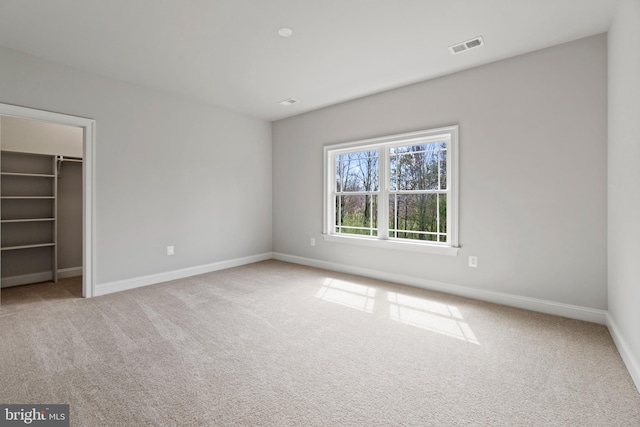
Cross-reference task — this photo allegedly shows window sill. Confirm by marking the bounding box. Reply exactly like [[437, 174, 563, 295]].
[[322, 234, 460, 256]]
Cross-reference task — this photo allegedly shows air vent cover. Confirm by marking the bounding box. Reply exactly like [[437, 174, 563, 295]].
[[449, 36, 484, 55], [278, 98, 299, 106]]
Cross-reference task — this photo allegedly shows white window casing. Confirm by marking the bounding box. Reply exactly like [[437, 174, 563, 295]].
[[323, 125, 459, 256]]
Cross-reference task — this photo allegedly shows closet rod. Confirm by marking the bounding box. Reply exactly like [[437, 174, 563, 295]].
[[56, 155, 83, 175], [56, 156, 83, 163]]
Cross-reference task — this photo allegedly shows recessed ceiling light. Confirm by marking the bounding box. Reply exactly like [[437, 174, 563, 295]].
[[278, 98, 299, 106], [278, 27, 293, 37]]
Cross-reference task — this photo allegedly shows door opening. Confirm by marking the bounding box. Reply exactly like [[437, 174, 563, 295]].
[[0, 103, 94, 299]]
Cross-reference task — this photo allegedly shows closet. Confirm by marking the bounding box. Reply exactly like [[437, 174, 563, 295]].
[[0, 116, 83, 288]]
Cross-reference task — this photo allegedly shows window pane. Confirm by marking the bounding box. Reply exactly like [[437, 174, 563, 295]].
[[336, 150, 379, 192], [336, 194, 378, 236], [390, 154, 397, 191], [389, 194, 445, 242], [389, 144, 442, 191], [439, 143, 447, 190], [390, 143, 439, 154], [394, 231, 439, 241], [438, 194, 447, 236]]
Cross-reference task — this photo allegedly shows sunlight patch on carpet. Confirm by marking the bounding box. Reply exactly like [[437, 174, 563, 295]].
[[388, 292, 480, 344], [315, 278, 376, 313]]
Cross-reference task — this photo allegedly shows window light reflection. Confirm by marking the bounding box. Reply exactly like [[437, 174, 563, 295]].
[[388, 292, 479, 344], [314, 280, 480, 345], [315, 278, 376, 313]]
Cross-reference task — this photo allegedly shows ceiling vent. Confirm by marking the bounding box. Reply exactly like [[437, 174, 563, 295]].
[[448, 36, 484, 55], [278, 98, 299, 106]]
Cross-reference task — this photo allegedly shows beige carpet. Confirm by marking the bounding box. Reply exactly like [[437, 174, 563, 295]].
[[1, 260, 638, 426], [0, 276, 83, 316]]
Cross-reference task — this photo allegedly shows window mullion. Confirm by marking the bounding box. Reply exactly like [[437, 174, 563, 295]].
[[379, 147, 389, 240]]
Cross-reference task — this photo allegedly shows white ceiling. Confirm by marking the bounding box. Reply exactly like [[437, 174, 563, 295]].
[[0, 0, 618, 121]]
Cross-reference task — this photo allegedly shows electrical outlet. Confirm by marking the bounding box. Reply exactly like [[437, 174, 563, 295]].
[[310, 238, 316, 246], [167, 246, 174, 256], [468, 256, 478, 268]]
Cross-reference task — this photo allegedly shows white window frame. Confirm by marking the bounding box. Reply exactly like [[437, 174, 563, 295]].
[[323, 125, 460, 256]]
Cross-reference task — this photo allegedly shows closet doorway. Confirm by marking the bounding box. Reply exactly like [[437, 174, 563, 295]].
[[0, 103, 94, 307]]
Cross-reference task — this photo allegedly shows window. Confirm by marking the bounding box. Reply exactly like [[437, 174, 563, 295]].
[[323, 126, 459, 255]]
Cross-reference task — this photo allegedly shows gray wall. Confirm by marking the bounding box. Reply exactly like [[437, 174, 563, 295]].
[[0, 45, 272, 285], [273, 34, 607, 310], [608, 0, 640, 385]]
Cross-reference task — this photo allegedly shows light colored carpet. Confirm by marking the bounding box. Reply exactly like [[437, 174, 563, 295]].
[[1, 260, 638, 426], [1, 276, 82, 316]]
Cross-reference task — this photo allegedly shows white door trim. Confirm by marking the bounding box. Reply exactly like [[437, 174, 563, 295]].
[[0, 103, 95, 298]]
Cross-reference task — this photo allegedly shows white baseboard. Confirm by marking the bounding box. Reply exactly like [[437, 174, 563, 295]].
[[1, 266, 83, 288], [606, 314, 640, 393], [1, 272, 53, 288], [272, 252, 608, 325], [58, 266, 83, 279], [94, 252, 273, 297]]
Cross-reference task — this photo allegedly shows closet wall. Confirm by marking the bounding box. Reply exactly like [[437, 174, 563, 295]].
[[0, 116, 83, 287]]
